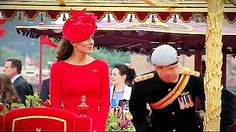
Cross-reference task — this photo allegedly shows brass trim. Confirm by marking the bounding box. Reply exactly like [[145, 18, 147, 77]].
[[142, 0, 159, 6], [57, 0, 65, 6], [12, 116, 67, 131], [0, 0, 235, 12], [15, 22, 236, 36], [1, 5, 235, 13]]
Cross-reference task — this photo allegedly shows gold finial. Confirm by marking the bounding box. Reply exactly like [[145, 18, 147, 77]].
[[78, 95, 88, 116]]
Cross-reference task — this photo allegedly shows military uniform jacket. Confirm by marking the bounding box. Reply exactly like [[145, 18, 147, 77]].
[[129, 71, 205, 132]]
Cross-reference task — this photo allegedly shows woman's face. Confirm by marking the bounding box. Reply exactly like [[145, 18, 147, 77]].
[[73, 36, 94, 54], [110, 68, 126, 86]]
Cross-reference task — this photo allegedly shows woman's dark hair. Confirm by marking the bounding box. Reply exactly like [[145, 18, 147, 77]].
[[56, 38, 74, 61], [112, 64, 136, 86], [0, 73, 19, 104]]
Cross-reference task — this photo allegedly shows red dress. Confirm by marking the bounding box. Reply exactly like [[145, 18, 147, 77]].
[[50, 59, 110, 131]]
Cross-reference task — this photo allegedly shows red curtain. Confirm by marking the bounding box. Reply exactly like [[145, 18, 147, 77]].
[[40, 35, 58, 48]]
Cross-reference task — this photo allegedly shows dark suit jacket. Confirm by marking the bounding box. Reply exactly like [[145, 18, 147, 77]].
[[220, 89, 236, 132], [40, 79, 49, 101], [13, 76, 34, 105]]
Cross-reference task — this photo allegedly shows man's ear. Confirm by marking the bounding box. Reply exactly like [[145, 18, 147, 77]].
[[12, 67, 17, 74]]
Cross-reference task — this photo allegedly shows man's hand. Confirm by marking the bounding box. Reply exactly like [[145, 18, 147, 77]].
[[197, 110, 205, 120]]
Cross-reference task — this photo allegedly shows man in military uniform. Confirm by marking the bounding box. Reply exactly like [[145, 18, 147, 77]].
[[129, 44, 205, 132]]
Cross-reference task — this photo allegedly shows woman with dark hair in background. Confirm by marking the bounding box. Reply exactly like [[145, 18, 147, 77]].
[[49, 9, 110, 131], [0, 73, 19, 105], [110, 64, 136, 109]]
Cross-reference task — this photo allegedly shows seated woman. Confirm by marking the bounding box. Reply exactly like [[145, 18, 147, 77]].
[[110, 64, 136, 109], [0, 73, 19, 105]]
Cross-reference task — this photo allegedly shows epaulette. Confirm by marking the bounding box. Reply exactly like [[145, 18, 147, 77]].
[[134, 73, 155, 83], [180, 67, 200, 77]]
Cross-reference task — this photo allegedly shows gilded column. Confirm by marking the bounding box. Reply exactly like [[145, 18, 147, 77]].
[[204, 0, 224, 131]]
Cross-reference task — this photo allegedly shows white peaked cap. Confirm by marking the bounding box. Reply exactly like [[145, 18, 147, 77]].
[[151, 44, 178, 66]]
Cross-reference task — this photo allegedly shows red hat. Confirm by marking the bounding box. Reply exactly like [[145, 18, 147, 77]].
[[62, 9, 97, 43]]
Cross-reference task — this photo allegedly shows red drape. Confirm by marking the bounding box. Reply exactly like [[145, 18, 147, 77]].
[[40, 35, 58, 48]]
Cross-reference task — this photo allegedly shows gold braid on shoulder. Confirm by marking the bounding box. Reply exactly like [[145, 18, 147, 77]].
[[180, 67, 200, 77], [134, 73, 154, 83]]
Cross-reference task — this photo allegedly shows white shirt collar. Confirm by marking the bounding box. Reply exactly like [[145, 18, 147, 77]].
[[11, 74, 21, 83]]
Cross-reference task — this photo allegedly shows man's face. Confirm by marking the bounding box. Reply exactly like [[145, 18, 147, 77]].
[[156, 63, 180, 83], [3, 61, 16, 79]]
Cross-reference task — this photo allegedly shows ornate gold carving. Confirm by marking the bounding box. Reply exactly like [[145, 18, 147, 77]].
[[203, 0, 224, 131]]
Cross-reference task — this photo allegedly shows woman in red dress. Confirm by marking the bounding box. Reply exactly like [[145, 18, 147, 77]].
[[50, 9, 110, 131]]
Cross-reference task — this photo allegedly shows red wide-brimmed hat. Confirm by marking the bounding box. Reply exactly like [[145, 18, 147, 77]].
[[62, 9, 97, 43]]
